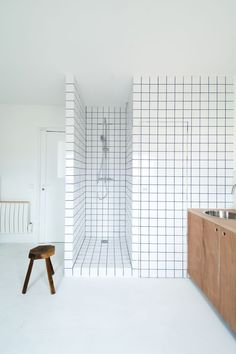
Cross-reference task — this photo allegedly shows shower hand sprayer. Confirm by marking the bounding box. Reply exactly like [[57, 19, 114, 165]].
[[97, 118, 113, 200]]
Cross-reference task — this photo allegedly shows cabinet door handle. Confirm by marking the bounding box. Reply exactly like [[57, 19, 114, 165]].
[[215, 228, 218, 232], [222, 231, 226, 236]]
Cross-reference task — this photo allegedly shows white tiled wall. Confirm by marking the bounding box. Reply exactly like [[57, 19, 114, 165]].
[[73, 107, 132, 276], [85, 108, 126, 242], [126, 96, 133, 263], [132, 76, 234, 278], [64, 75, 86, 276], [65, 75, 234, 278]]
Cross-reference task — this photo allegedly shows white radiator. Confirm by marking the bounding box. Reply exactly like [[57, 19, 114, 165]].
[[0, 201, 31, 234]]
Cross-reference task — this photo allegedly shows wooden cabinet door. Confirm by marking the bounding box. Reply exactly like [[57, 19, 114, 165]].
[[188, 212, 203, 289], [219, 228, 236, 332], [202, 220, 220, 309]]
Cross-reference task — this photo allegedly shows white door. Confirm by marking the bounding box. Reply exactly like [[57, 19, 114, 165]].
[[40, 130, 65, 243]]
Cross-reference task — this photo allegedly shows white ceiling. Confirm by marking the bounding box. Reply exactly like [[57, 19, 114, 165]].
[[0, 0, 236, 107]]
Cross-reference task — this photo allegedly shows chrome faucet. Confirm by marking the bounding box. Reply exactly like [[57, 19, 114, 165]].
[[231, 184, 236, 194]]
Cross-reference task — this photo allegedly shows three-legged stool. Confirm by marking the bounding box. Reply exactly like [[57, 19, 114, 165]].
[[22, 245, 56, 295]]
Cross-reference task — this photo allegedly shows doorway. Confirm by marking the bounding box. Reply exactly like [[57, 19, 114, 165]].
[[39, 129, 65, 243]]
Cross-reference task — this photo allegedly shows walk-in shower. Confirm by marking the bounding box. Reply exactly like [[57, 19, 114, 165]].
[[64, 97, 133, 276]]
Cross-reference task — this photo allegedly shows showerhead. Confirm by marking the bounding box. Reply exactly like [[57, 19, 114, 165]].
[[100, 134, 106, 142]]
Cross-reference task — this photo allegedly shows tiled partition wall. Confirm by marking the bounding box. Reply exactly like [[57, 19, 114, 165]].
[[126, 97, 133, 261], [132, 76, 234, 278], [74, 107, 132, 276], [64, 76, 86, 276]]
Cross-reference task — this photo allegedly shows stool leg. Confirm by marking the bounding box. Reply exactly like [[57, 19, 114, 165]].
[[22, 259, 34, 294], [45, 258, 56, 294], [48, 257, 54, 275]]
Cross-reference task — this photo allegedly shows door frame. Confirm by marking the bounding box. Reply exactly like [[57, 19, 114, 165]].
[[38, 128, 65, 243]]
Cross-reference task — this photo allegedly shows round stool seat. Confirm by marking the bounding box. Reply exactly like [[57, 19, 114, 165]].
[[29, 245, 55, 260]]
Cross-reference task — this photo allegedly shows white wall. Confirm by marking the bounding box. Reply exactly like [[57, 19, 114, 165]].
[[0, 104, 64, 241], [0, 0, 236, 106]]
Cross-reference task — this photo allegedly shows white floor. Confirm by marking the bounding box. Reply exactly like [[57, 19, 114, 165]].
[[0, 243, 235, 354]]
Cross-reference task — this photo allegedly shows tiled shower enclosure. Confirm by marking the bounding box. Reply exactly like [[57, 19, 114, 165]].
[[65, 75, 234, 277], [79, 107, 132, 276], [65, 76, 132, 276]]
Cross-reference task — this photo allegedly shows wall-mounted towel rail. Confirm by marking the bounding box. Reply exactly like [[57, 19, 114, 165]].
[[0, 201, 31, 234]]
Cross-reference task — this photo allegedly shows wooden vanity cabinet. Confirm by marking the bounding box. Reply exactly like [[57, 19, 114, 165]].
[[188, 211, 236, 332], [188, 212, 203, 290], [219, 228, 236, 331], [202, 220, 220, 309]]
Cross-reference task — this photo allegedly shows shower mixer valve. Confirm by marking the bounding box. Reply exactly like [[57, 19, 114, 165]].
[[97, 177, 114, 182]]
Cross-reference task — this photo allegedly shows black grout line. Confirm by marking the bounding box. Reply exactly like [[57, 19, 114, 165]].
[[216, 77, 219, 209], [139, 76, 142, 277], [89, 108, 99, 273], [173, 76, 176, 277], [224, 76, 227, 207], [164, 75, 167, 278], [148, 77, 151, 278], [106, 108, 110, 275]]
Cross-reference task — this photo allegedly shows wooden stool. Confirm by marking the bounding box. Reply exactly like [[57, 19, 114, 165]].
[[22, 245, 56, 295]]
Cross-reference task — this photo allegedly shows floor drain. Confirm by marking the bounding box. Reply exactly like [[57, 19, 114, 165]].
[[101, 240, 108, 244]]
